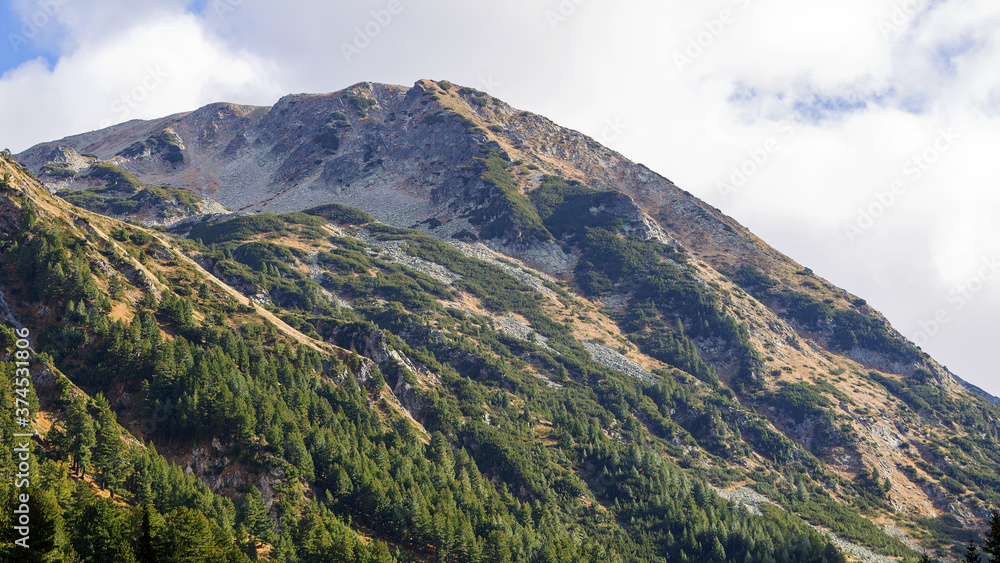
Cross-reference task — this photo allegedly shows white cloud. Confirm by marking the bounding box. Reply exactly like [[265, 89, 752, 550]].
[[0, 7, 279, 151]]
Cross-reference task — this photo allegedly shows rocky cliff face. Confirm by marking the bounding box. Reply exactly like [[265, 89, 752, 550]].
[[18, 80, 764, 268]]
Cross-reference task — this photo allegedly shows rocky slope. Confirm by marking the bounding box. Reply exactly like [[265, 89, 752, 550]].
[[11, 80, 1000, 560]]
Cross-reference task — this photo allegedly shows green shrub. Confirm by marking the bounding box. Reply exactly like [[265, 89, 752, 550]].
[[302, 203, 374, 225], [345, 92, 376, 117], [186, 214, 287, 244], [87, 162, 144, 193], [772, 382, 830, 422], [41, 162, 77, 179], [473, 151, 549, 243], [731, 265, 778, 295], [315, 125, 340, 151]]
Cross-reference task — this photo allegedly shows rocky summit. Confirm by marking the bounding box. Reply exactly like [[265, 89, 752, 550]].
[[3, 79, 999, 562]]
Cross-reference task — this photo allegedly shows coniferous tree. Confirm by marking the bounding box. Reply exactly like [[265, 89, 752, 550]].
[[239, 486, 271, 546], [483, 529, 512, 563], [67, 489, 127, 562], [456, 519, 481, 563], [156, 507, 219, 561], [65, 397, 96, 476], [429, 431, 454, 476], [966, 539, 983, 563], [984, 511, 1000, 563], [94, 399, 128, 495], [3, 487, 65, 562], [136, 505, 159, 563], [293, 512, 331, 563], [711, 536, 727, 562]]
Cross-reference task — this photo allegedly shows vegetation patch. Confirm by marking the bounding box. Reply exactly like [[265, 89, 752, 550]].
[[472, 151, 550, 243], [186, 214, 288, 244], [118, 130, 184, 163], [87, 162, 145, 192], [303, 203, 374, 225], [58, 183, 202, 217], [731, 266, 921, 362], [345, 92, 377, 117], [41, 161, 77, 179]]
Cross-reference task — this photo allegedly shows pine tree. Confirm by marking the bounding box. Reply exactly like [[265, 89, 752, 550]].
[[67, 491, 126, 562], [157, 507, 219, 560], [966, 539, 983, 563], [239, 486, 271, 546], [94, 401, 128, 495], [293, 512, 331, 563], [133, 454, 155, 507], [429, 431, 454, 476], [711, 536, 727, 562], [984, 510, 1000, 563], [483, 529, 511, 563], [136, 505, 159, 563], [13, 488, 65, 562], [456, 519, 481, 563], [65, 397, 96, 476]]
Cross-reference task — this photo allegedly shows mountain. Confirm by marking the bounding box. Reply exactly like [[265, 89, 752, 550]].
[[3, 79, 1000, 562]]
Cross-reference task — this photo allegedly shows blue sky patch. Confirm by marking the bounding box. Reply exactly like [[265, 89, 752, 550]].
[[0, 4, 60, 77], [792, 93, 871, 122]]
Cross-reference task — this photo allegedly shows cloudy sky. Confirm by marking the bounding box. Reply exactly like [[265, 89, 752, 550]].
[[1, 0, 998, 394]]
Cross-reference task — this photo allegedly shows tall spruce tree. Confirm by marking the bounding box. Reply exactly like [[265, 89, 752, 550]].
[[966, 539, 983, 563], [984, 511, 1000, 563], [136, 505, 158, 563], [64, 397, 96, 476], [94, 399, 127, 496], [238, 485, 271, 546]]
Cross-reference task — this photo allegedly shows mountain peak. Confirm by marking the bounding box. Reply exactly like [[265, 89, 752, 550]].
[[6, 81, 1000, 561]]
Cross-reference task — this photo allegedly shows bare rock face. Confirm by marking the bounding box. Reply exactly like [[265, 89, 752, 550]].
[[17, 80, 754, 268]]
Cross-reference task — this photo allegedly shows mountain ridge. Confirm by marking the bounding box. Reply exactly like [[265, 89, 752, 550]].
[[4, 80, 1000, 561]]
